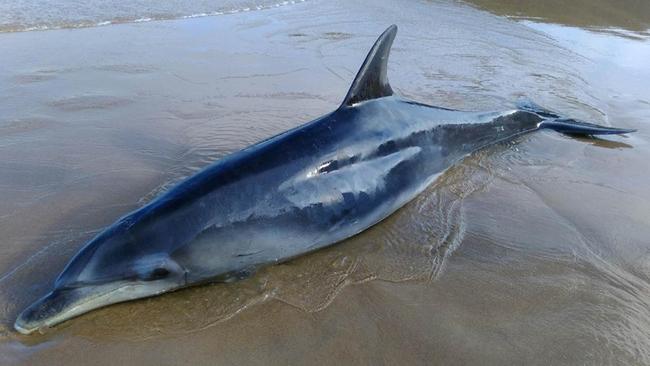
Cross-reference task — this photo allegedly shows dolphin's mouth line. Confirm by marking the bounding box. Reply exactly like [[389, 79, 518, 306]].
[[58, 283, 128, 315]]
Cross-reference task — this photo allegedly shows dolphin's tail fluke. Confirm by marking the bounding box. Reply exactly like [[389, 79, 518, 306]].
[[517, 99, 636, 135], [540, 119, 636, 135]]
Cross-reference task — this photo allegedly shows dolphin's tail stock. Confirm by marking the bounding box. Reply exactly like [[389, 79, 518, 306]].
[[517, 99, 636, 135]]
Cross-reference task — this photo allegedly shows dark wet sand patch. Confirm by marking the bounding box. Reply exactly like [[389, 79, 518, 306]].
[[94, 64, 157, 74], [12, 73, 57, 84], [47, 95, 133, 111], [0, 118, 57, 136]]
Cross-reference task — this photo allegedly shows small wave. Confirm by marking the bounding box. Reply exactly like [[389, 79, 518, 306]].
[[0, 0, 307, 34]]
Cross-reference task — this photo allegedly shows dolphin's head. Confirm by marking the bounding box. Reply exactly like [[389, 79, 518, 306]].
[[14, 218, 187, 335]]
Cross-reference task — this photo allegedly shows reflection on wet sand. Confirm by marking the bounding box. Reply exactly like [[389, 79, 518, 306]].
[[569, 135, 633, 149]]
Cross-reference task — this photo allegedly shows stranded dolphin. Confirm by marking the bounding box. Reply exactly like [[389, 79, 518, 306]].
[[15, 25, 635, 334]]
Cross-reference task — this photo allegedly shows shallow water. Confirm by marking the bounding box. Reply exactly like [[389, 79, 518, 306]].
[[0, 0, 308, 33], [1, 0, 649, 364]]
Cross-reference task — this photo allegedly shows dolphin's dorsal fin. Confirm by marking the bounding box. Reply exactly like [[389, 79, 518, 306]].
[[341, 25, 397, 107]]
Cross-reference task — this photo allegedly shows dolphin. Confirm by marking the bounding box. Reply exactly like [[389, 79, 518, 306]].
[[15, 24, 635, 334]]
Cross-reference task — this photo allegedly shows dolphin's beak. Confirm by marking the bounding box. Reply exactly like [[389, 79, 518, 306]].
[[15, 283, 123, 335], [14, 280, 180, 335]]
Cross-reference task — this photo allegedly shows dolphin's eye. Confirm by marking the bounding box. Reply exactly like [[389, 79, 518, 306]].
[[143, 267, 170, 281]]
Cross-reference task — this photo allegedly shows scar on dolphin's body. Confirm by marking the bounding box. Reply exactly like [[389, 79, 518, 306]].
[[14, 25, 635, 335]]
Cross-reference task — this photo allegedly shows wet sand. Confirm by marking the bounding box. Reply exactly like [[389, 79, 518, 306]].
[[1, 0, 649, 364], [467, 0, 650, 35]]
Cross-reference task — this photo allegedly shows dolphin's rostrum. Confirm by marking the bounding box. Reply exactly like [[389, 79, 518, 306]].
[[15, 25, 635, 334]]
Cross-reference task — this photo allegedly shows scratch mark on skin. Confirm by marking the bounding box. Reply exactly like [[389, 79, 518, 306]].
[[235, 250, 265, 257]]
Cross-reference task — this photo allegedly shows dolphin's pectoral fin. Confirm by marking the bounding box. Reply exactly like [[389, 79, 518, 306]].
[[281, 146, 421, 209], [341, 25, 397, 107]]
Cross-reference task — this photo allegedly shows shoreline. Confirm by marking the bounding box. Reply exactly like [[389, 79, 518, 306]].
[[0, 0, 308, 34]]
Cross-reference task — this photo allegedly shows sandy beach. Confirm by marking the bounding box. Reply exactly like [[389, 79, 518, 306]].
[[1, 0, 649, 364]]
